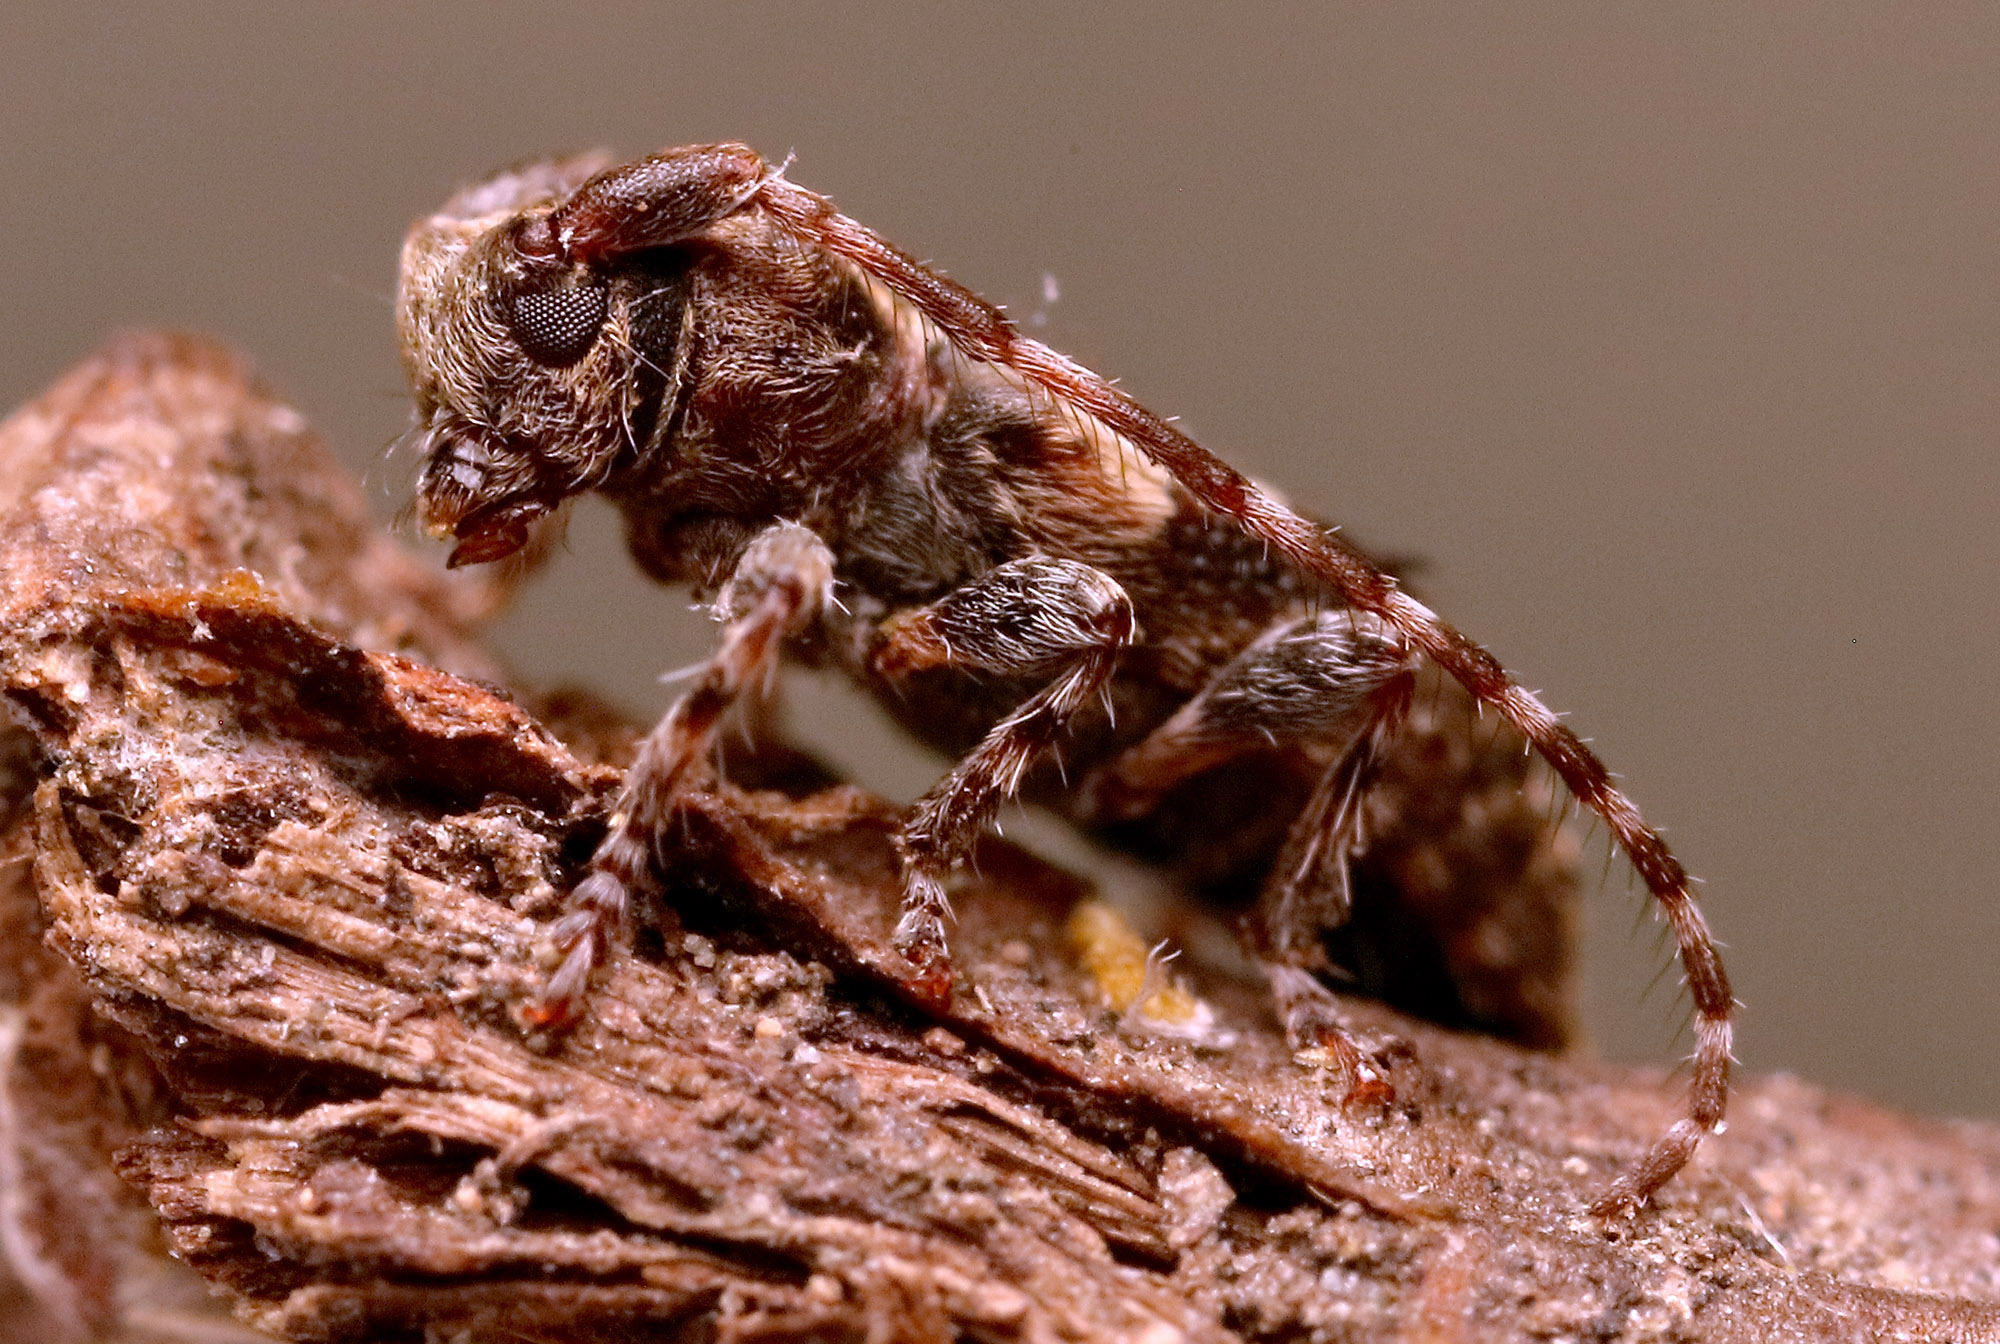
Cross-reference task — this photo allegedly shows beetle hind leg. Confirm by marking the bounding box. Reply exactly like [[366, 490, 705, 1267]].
[[1253, 677, 1415, 1097], [1086, 608, 1418, 1098], [1265, 965, 1398, 1104]]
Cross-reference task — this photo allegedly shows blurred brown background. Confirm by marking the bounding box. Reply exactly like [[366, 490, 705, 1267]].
[[2, 5, 1993, 1118]]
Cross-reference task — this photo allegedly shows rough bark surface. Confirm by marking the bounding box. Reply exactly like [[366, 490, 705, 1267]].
[[0, 333, 1996, 1343]]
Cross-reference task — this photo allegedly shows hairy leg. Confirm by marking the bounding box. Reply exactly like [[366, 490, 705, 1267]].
[[531, 522, 834, 1027], [1088, 609, 1418, 1097], [872, 558, 1135, 1004]]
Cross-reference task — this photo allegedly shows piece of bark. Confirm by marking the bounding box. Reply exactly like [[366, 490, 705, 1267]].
[[1, 333, 1997, 1343]]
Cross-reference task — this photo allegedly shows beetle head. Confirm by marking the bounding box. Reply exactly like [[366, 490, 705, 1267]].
[[397, 153, 691, 567]]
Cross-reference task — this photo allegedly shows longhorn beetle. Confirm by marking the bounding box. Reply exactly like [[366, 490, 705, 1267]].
[[397, 143, 1732, 1214]]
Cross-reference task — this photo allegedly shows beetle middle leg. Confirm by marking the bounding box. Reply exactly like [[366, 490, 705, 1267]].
[[872, 559, 1136, 1003], [530, 521, 835, 1027], [1086, 610, 1420, 1099]]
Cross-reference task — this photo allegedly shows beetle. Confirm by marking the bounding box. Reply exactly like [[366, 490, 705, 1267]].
[[396, 143, 1731, 1213]]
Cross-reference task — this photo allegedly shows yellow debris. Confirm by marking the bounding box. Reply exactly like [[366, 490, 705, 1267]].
[[1064, 901, 1200, 1025]]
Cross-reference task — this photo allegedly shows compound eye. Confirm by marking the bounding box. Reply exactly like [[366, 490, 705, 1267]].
[[506, 283, 608, 366]]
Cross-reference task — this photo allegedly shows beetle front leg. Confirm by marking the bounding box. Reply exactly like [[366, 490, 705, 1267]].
[[873, 560, 1135, 1004], [531, 522, 834, 1028]]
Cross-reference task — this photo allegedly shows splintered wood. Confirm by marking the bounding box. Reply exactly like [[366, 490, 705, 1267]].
[[0, 334, 1996, 1342]]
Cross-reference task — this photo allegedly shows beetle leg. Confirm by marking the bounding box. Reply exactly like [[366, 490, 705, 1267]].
[[873, 559, 1135, 1004], [1254, 687, 1413, 1103], [530, 522, 834, 1029], [1254, 663, 1414, 968], [1087, 610, 1418, 1098]]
